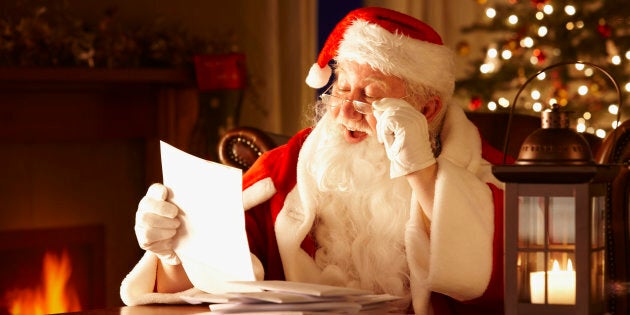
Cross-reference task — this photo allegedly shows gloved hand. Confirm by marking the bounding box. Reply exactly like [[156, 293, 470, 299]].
[[373, 98, 436, 178], [134, 183, 181, 265]]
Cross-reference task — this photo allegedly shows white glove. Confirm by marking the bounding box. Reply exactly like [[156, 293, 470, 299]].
[[373, 98, 436, 178], [134, 183, 181, 265]]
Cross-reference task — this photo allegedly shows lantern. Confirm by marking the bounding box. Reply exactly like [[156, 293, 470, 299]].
[[493, 61, 623, 315]]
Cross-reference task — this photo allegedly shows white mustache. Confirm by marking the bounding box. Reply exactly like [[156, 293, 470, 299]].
[[337, 118, 372, 135]]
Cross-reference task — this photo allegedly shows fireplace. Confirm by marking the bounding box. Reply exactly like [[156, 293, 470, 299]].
[[0, 226, 105, 313], [0, 68, 199, 309]]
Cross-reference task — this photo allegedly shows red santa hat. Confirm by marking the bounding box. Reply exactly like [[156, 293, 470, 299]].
[[306, 7, 455, 100]]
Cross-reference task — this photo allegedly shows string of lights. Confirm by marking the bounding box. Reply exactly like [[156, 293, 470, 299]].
[[455, 0, 629, 139]]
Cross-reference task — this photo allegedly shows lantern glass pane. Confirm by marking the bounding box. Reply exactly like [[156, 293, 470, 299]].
[[548, 197, 575, 248], [522, 251, 545, 303], [518, 196, 545, 247], [591, 195, 606, 306], [591, 195, 606, 248], [591, 249, 605, 305]]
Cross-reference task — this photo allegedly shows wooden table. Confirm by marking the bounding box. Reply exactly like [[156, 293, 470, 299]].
[[61, 305, 212, 314]]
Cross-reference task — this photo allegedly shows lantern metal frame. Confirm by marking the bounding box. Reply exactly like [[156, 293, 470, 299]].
[[493, 61, 624, 315]]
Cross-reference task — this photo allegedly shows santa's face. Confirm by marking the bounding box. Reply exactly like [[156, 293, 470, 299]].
[[329, 61, 408, 144]]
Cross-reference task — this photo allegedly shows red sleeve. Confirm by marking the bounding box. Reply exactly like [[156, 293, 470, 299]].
[[242, 128, 314, 280]]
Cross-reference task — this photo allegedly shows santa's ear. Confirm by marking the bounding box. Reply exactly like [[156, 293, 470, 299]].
[[421, 96, 442, 122]]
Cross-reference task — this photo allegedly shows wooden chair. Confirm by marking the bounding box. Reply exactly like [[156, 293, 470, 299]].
[[217, 111, 630, 314], [595, 119, 630, 314]]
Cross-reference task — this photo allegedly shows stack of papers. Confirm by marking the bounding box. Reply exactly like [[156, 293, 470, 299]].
[[181, 280, 401, 314]]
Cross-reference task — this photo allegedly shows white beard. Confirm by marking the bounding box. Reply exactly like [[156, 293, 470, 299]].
[[299, 112, 413, 310]]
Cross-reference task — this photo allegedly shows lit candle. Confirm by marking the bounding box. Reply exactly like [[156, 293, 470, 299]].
[[530, 259, 576, 304]]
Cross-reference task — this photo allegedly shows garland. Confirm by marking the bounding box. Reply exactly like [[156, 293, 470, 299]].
[[0, 2, 236, 68]]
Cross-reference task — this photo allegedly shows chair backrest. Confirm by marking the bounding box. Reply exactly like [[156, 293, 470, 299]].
[[217, 126, 290, 170]]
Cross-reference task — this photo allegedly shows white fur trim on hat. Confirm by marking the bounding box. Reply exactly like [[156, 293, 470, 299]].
[[337, 20, 455, 101]]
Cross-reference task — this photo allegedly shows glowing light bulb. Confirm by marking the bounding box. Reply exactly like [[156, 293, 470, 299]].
[[487, 47, 498, 58], [564, 5, 576, 15], [583, 112, 592, 120], [596, 129, 606, 138], [508, 15, 519, 25], [612, 55, 621, 65], [536, 72, 546, 80], [501, 50, 512, 60], [538, 26, 548, 37], [578, 85, 589, 95], [536, 12, 544, 20], [487, 101, 497, 111], [609, 104, 619, 115], [533, 102, 543, 112], [584, 68, 594, 76], [486, 7, 496, 19], [575, 63, 585, 71], [498, 97, 510, 108], [531, 90, 541, 100], [520, 37, 534, 48], [543, 4, 554, 14], [480, 63, 495, 74]]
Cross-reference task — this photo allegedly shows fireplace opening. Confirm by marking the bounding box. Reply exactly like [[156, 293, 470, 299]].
[[0, 226, 105, 315]]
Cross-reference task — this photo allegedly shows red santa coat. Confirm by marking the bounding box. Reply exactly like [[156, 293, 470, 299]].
[[120, 106, 506, 315]]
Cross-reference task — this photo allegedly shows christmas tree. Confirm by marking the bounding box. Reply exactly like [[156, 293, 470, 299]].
[[455, 0, 629, 137]]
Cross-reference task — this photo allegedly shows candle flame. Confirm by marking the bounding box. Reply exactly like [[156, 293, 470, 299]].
[[552, 259, 561, 271], [551, 258, 574, 272]]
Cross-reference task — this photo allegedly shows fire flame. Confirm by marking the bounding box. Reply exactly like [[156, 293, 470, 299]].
[[4, 250, 81, 315]]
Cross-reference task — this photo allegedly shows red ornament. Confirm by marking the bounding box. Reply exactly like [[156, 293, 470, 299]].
[[597, 23, 612, 38], [532, 48, 546, 64], [469, 96, 483, 111], [530, 0, 548, 8]]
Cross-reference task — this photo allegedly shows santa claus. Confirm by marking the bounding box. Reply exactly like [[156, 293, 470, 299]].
[[121, 7, 506, 314]]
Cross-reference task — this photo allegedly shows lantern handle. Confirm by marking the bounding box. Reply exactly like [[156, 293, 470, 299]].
[[502, 60, 624, 165]]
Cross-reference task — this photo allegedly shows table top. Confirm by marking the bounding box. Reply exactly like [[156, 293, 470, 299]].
[[62, 305, 212, 314]]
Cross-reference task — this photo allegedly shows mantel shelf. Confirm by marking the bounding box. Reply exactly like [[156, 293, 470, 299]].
[[0, 67, 196, 85]]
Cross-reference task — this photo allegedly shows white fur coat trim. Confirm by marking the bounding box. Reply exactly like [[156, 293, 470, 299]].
[[119, 251, 202, 305], [242, 177, 276, 211]]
